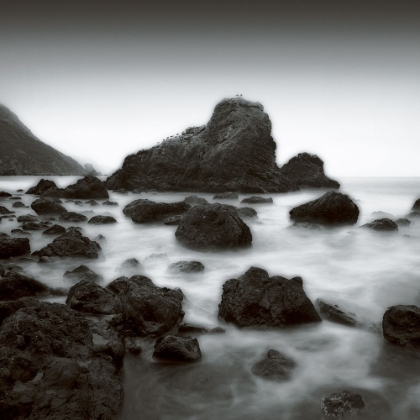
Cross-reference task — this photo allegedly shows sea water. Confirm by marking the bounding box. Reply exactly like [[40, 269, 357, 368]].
[[1, 176, 420, 420]]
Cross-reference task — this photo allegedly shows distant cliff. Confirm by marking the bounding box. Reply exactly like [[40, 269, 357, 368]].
[[0, 104, 86, 176], [106, 97, 339, 193]]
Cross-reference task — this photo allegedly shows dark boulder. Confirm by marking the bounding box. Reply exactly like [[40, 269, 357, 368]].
[[32, 229, 101, 259], [175, 203, 252, 249], [153, 335, 201, 362], [168, 261, 205, 274], [26, 179, 57, 195], [31, 197, 68, 215], [12, 201, 27, 208], [123, 199, 190, 223], [236, 207, 258, 218], [21, 221, 50, 231], [0, 191, 12, 197], [251, 349, 295, 380], [164, 215, 183, 225], [0, 206, 12, 215], [412, 198, 420, 212], [383, 305, 420, 352], [88, 215, 117, 224], [178, 323, 209, 334], [59, 212, 88, 223], [107, 275, 184, 337], [106, 97, 339, 193], [0, 271, 49, 300], [219, 267, 321, 328], [64, 175, 108, 199], [0, 237, 30, 258], [64, 265, 103, 284], [213, 192, 238, 200], [361, 218, 398, 231], [289, 191, 359, 225], [320, 391, 365, 419], [17, 214, 38, 222], [279, 153, 340, 189], [240, 196, 273, 204], [103, 200, 118, 206], [396, 218, 411, 226], [43, 224, 66, 235], [184, 195, 208, 206], [66, 281, 118, 315]]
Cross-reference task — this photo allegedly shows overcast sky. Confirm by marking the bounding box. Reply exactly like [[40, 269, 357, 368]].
[[1, 1, 419, 176]]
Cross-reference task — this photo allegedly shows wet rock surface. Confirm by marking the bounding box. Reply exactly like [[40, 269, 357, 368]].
[[320, 390, 365, 419], [64, 265, 104, 284], [175, 203, 252, 249], [88, 215, 117, 224], [290, 191, 359, 225], [0, 237, 30, 258], [240, 196, 273, 204], [124, 199, 190, 223], [168, 261, 205, 274], [0, 271, 49, 300], [26, 179, 57, 195], [361, 218, 398, 231], [219, 267, 321, 327], [153, 335, 202, 362], [59, 212, 88, 223], [42, 224, 66, 235], [31, 197, 67, 215]]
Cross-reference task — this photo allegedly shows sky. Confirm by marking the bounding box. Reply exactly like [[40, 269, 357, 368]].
[[1, 0, 419, 176]]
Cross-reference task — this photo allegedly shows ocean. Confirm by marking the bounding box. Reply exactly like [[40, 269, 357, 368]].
[[1, 176, 420, 419]]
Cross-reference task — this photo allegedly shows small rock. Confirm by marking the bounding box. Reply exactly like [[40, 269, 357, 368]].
[[12, 201, 27, 208], [59, 212, 88, 223], [103, 200, 119, 206], [320, 391, 365, 419], [168, 261, 205, 274], [251, 349, 295, 380], [43, 224, 66, 235], [396, 218, 411, 226], [361, 218, 398, 231], [236, 207, 258, 218], [241, 196, 273, 204], [88, 215, 117, 224], [17, 214, 38, 223], [125, 337, 142, 355], [153, 335, 202, 362], [183, 195, 208, 206], [64, 265, 104, 284]]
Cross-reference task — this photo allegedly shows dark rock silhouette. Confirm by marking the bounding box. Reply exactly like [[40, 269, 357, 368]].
[[153, 335, 202, 362], [64, 265, 103, 284], [31, 197, 67, 215], [106, 97, 338, 193], [0, 237, 30, 258], [175, 203, 252, 249], [383, 305, 420, 352], [241, 196, 273, 204], [412, 198, 420, 212], [219, 267, 321, 327], [168, 261, 205, 274], [123, 199, 190, 223], [26, 178, 57, 195], [0, 271, 49, 300], [361, 218, 398, 232], [396, 218, 411, 226], [43, 224, 66, 235], [320, 391, 365, 419], [290, 191, 359, 225], [251, 349, 295, 380], [59, 212, 88, 223], [236, 207, 258, 218], [183, 195, 208, 206], [0, 104, 87, 175], [42, 175, 109, 199], [88, 215, 117, 224]]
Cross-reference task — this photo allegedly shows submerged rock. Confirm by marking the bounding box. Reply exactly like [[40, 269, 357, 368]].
[[64, 265, 104, 284], [118, 258, 144, 276], [236, 207, 258, 218], [88, 215, 117, 224], [31, 197, 67, 215], [251, 349, 295, 380], [175, 203, 252, 249], [396, 218, 411, 227], [240, 196, 273, 204], [103, 200, 118, 206], [412, 198, 420, 212], [12, 201, 27, 208], [26, 179, 57, 195], [59, 211, 88, 223], [361, 218, 398, 232], [107, 275, 184, 337], [0, 237, 30, 258], [153, 335, 202, 362], [33, 229, 101, 259], [106, 97, 338, 193], [21, 221, 50, 231], [289, 191, 359, 225], [168, 261, 205, 274], [219, 267, 321, 327], [0, 205, 13, 215], [383, 305, 420, 352], [320, 390, 365, 419], [66, 280, 118, 315], [123, 199, 190, 223]]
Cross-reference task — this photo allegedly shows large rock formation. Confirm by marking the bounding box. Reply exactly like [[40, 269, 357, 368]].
[[0, 104, 86, 175], [106, 97, 339, 193]]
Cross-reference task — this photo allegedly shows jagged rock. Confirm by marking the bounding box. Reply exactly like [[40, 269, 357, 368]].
[[183, 195, 208, 206], [26, 179, 57, 195], [240, 196, 273, 204], [219, 267, 321, 327], [59, 211, 88, 223], [0, 206, 12, 215], [12, 201, 27, 208], [279, 153, 340, 189], [88, 215, 117, 224], [153, 335, 201, 362], [168, 261, 205, 274], [396, 218, 411, 226], [43, 224, 66, 235], [107, 275, 184, 337], [64, 265, 103, 284], [251, 349, 295, 380], [21, 221, 50, 231], [31, 197, 68, 215], [320, 391, 365, 419], [0, 104, 86, 175], [103, 200, 118, 206], [175, 203, 252, 249], [290, 191, 359, 225], [17, 214, 38, 223], [123, 199, 190, 223], [383, 305, 420, 352], [0, 237, 30, 258], [361, 218, 398, 232], [236, 207, 258, 218], [0, 271, 49, 300], [66, 281, 118, 315], [106, 97, 338, 193], [213, 192, 238, 200], [32, 229, 101, 259], [164, 215, 183, 225]]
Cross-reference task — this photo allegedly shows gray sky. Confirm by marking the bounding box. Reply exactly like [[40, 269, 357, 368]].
[[1, 1, 419, 176]]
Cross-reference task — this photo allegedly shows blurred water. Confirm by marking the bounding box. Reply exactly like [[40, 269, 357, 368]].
[[1, 176, 420, 419]]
